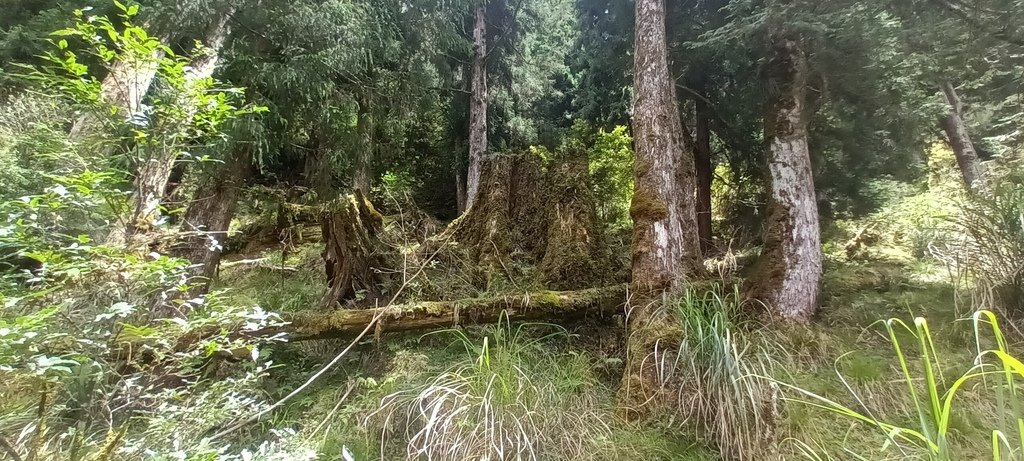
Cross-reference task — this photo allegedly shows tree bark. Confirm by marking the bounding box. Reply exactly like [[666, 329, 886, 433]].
[[353, 91, 374, 194], [304, 125, 333, 199], [630, 0, 703, 293], [456, 170, 467, 214], [540, 147, 608, 290], [168, 145, 253, 301], [743, 32, 821, 323], [186, 1, 236, 81], [694, 100, 714, 254], [621, 0, 704, 418], [69, 48, 163, 139], [939, 81, 984, 190], [127, 148, 180, 238], [465, 6, 488, 210]]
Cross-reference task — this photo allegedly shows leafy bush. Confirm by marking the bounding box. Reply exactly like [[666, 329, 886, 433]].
[[585, 124, 633, 231], [0, 5, 286, 460], [954, 170, 1024, 315]]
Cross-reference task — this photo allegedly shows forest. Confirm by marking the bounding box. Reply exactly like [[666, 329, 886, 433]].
[[1, 0, 1023, 459]]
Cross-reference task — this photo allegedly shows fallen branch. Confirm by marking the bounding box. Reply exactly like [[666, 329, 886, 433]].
[[250, 285, 627, 342], [219, 258, 297, 273]]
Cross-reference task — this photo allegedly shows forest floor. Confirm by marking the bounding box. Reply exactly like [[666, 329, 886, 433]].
[[210, 184, 1004, 460]]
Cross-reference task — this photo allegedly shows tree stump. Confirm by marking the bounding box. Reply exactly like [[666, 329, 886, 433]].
[[539, 147, 609, 290], [320, 191, 391, 307]]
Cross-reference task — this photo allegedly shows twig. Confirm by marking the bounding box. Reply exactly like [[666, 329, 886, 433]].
[[309, 383, 356, 438]]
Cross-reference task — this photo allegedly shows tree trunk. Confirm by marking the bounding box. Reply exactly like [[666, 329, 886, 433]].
[[621, 0, 704, 417], [452, 157, 515, 288], [353, 91, 374, 194], [186, 1, 236, 81], [456, 170, 467, 214], [124, 8, 235, 239], [940, 81, 984, 190], [127, 150, 180, 238], [69, 48, 163, 139], [695, 100, 714, 254], [167, 145, 253, 302], [630, 0, 703, 293], [304, 125, 333, 199], [465, 6, 488, 210], [320, 191, 390, 307], [743, 33, 821, 323]]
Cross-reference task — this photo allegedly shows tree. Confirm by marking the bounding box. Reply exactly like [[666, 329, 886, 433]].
[[168, 143, 252, 306], [629, 0, 703, 292], [621, 0, 704, 415], [939, 81, 984, 189], [743, 30, 821, 322], [353, 91, 374, 194], [465, 5, 489, 210], [126, 1, 238, 238]]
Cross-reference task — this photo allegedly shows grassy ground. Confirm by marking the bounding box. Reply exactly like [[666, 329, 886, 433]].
[[209, 177, 1017, 460]]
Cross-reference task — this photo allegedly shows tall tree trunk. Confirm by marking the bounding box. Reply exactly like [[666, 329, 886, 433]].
[[465, 6, 488, 210], [743, 33, 821, 323], [621, 0, 704, 417], [353, 91, 374, 194], [127, 150, 180, 238], [186, 1, 236, 81], [629, 0, 703, 293], [167, 144, 253, 308], [69, 48, 163, 139], [694, 99, 714, 254], [125, 7, 235, 239], [940, 81, 984, 190]]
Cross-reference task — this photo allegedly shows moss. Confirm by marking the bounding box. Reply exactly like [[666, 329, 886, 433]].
[[628, 189, 669, 221]]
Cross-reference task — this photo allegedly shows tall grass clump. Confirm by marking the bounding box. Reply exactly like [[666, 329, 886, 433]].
[[672, 287, 780, 461], [784, 310, 1024, 460], [369, 317, 612, 461], [953, 171, 1024, 316]]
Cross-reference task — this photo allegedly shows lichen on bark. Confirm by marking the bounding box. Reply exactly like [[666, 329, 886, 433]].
[[743, 31, 822, 323]]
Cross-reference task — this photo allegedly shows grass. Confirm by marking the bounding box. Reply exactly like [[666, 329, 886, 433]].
[[199, 166, 1024, 460], [241, 316, 717, 460], [208, 235, 1016, 460], [671, 286, 781, 461]]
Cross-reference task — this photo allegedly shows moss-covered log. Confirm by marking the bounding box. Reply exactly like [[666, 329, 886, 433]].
[[171, 286, 627, 349]]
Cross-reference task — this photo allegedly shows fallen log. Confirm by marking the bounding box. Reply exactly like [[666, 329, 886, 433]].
[[258, 284, 626, 341], [177, 285, 627, 349]]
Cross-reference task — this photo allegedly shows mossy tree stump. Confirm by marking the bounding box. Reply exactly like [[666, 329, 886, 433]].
[[436, 152, 612, 291], [539, 146, 609, 290], [320, 190, 391, 308]]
